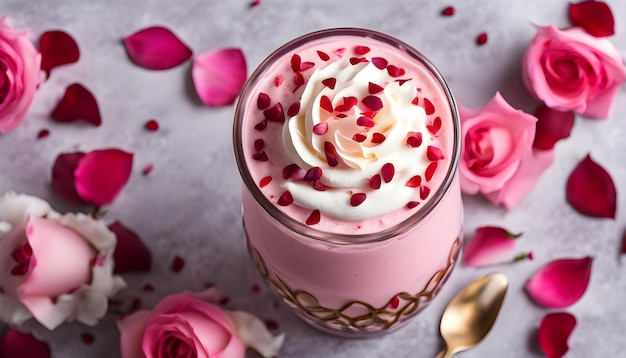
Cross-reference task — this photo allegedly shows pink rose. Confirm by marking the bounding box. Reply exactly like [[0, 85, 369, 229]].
[[523, 25, 626, 119], [459, 92, 538, 206], [119, 289, 284, 358], [0, 17, 41, 133], [0, 192, 126, 329]]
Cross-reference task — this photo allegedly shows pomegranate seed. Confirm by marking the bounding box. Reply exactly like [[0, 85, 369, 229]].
[[171, 256, 185, 272], [287, 101, 301, 117], [291, 54, 301, 72], [251, 284, 261, 293], [441, 6, 455, 16], [389, 295, 400, 309], [427, 117, 442, 134], [357, 116, 376, 127], [254, 139, 265, 151], [255, 120, 268, 131], [145, 119, 159, 131], [349, 57, 368, 65], [382, 163, 395, 183], [142, 164, 154, 176], [370, 174, 382, 189], [283, 164, 301, 179], [406, 201, 420, 209], [476, 32, 488, 45], [407, 132, 423, 148], [300, 61, 315, 71], [335, 96, 358, 112], [81, 333, 95, 345], [362, 95, 383, 111], [257, 92, 271, 110], [350, 193, 367, 207], [303, 167, 322, 181], [324, 141, 340, 167], [368, 82, 384, 94], [274, 75, 283, 87], [320, 95, 334, 113], [372, 133, 386, 143], [143, 284, 155, 291], [427, 146, 444, 161], [317, 50, 330, 61], [407, 175, 422, 188], [259, 176, 272, 188], [420, 186, 431, 200], [277, 191, 294, 206], [354, 46, 370, 55], [322, 77, 337, 89], [313, 122, 329, 135], [306, 210, 321, 225], [265, 319, 280, 330], [264, 103, 285, 122], [252, 151, 269, 161], [387, 65, 405, 77], [425, 161, 438, 181], [371, 57, 388, 69], [423, 98, 435, 115], [353, 133, 367, 142], [37, 129, 50, 139], [313, 180, 326, 191]]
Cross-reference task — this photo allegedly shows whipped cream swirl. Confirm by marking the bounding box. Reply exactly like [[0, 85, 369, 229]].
[[282, 59, 431, 220]]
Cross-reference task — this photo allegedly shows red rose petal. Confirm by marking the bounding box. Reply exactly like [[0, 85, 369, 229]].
[[382, 163, 395, 183], [74, 149, 133, 206], [420, 185, 431, 200], [350, 193, 367, 207], [51, 152, 88, 205], [306, 210, 321, 225], [566, 154, 616, 218], [569, 0, 615, 37], [320, 95, 333, 113], [353, 133, 367, 142], [368, 82, 384, 94], [37, 129, 50, 139], [526, 257, 593, 308], [407, 132, 423, 148], [264, 103, 285, 123], [538, 312, 577, 358], [257, 93, 271, 110], [406, 201, 419, 209], [324, 141, 340, 167], [39, 30, 80, 77], [123, 26, 192, 70], [533, 105, 575, 150], [370, 174, 382, 189], [313, 122, 328, 135], [621, 228, 626, 255], [321, 78, 336, 90], [109, 221, 152, 274], [406, 175, 422, 188], [441, 6, 455, 16], [317, 50, 330, 61], [423, 98, 435, 115], [426, 146, 444, 161], [371, 57, 388, 70], [171, 256, 185, 272], [463, 227, 521, 267], [303, 167, 322, 181], [356, 116, 376, 128], [476, 32, 488, 45], [425, 161, 438, 182], [287, 102, 301, 117], [427, 117, 442, 135], [277, 191, 294, 206], [145, 119, 159, 131], [193, 48, 247, 107], [0, 328, 50, 358], [386, 65, 405, 77], [51, 83, 102, 126], [259, 176, 272, 188], [371, 132, 386, 144]]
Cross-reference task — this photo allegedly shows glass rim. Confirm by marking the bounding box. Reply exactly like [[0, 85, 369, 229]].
[[233, 27, 461, 245]]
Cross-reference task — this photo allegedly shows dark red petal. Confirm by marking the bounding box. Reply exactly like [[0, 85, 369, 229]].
[[324, 141, 340, 167], [316, 50, 330, 61], [368, 82, 384, 94], [569, 0, 615, 37], [39, 30, 80, 76], [370, 174, 382, 189], [371, 57, 388, 70], [171, 256, 185, 272], [145, 119, 160, 131], [526, 257, 593, 308], [622, 228, 626, 255], [537, 312, 577, 358], [566, 154, 616, 218], [476, 32, 488, 45], [277, 191, 293, 206], [306, 210, 321, 225], [74, 149, 134, 206], [0, 329, 50, 358], [350, 193, 367, 207], [109, 221, 152, 274], [51, 83, 102, 126], [381, 163, 395, 183], [533, 105, 575, 150], [441, 6, 455, 16], [123, 26, 192, 70], [37, 129, 50, 139], [257, 93, 271, 110], [303, 167, 322, 181], [51, 152, 87, 205]]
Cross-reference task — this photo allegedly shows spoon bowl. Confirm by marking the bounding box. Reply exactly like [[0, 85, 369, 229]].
[[436, 273, 508, 358]]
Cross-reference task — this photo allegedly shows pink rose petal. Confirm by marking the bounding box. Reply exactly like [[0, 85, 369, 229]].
[[109, 221, 152, 274], [193, 48, 247, 107], [526, 257, 593, 308], [123, 26, 192, 70], [74, 149, 134, 206], [566, 154, 616, 218], [0, 328, 50, 358], [463, 226, 522, 267], [39, 30, 80, 77], [569, 1, 615, 37], [51, 83, 102, 126], [538, 312, 577, 358], [51, 152, 88, 205], [532, 105, 575, 150]]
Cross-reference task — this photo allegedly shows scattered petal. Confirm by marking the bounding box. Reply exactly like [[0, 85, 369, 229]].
[[193, 48, 247, 106], [362, 95, 383, 111], [277, 191, 293, 206], [621, 228, 626, 255], [566, 154, 616, 218], [526, 257, 593, 308], [569, 0, 615, 37], [81, 333, 95, 346], [476, 32, 488, 45], [250, 0, 261, 7], [463, 226, 522, 267], [251, 284, 261, 293], [533, 105, 575, 150], [142, 164, 154, 176], [0, 328, 50, 358], [39, 30, 80, 76], [51, 83, 102, 126], [441, 6, 455, 16], [305, 210, 321, 225], [265, 320, 279, 330], [37, 129, 50, 139], [144, 119, 159, 131], [51, 152, 88, 205], [538, 312, 577, 358], [123, 26, 192, 70], [171, 255, 185, 272], [74, 149, 134, 206], [350, 193, 366, 207], [109, 221, 152, 274]]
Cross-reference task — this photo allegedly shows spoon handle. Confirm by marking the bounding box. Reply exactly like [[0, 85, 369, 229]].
[[435, 348, 454, 358]]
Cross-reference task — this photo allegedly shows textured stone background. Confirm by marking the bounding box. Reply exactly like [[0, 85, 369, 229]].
[[1, 0, 625, 357]]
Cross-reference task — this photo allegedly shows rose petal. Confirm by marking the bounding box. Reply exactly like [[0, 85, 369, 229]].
[[228, 310, 285, 358], [51, 152, 88, 205], [621, 228, 626, 255], [526, 257, 593, 308], [537, 312, 577, 358], [74, 149, 133, 206], [51, 83, 102, 126], [39, 30, 80, 76], [123, 26, 192, 70], [463, 226, 521, 267], [192, 48, 247, 107], [566, 154, 616, 218], [532, 105, 575, 150], [109, 221, 151, 274], [0, 328, 50, 358], [569, 1, 615, 37]]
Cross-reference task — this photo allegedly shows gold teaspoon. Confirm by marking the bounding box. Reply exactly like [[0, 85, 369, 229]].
[[436, 273, 508, 358]]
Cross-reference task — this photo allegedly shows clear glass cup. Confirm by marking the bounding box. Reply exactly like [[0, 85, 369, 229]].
[[233, 28, 462, 337]]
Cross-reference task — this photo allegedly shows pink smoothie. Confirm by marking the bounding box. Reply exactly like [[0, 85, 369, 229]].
[[234, 29, 462, 335]]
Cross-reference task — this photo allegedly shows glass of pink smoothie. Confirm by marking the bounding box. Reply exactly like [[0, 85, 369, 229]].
[[233, 28, 462, 337]]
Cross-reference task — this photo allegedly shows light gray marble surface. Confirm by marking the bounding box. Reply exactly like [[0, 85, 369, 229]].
[[1, 0, 626, 357]]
